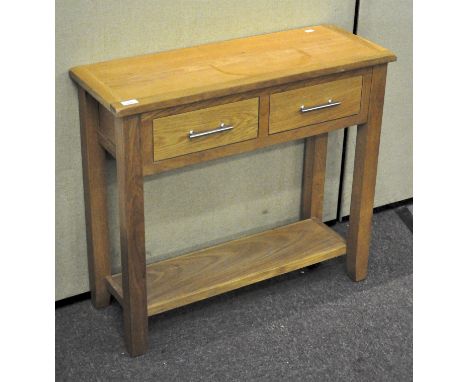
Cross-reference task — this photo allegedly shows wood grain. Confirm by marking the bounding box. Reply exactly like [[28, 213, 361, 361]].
[[72, 26, 395, 358], [270, 76, 363, 134], [153, 98, 258, 161], [69, 25, 395, 117], [78, 89, 111, 309], [258, 95, 270, 138], [347, 64, 388, 281], [140, 68, 370, 122], [301, 134, 328, 220], [115, 115, 148, 357], [97, 104, 116, 157], [138, 69, 372, 176], [107, 218, 346, 316], [142, 112, 366, 176]]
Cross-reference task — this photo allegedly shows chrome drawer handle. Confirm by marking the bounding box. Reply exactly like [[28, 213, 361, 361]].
[[300, 99, 341, 113], [188, 123, 234, 139]]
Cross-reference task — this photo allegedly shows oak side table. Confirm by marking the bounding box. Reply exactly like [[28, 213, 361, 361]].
[[70, 25, 396, 357]]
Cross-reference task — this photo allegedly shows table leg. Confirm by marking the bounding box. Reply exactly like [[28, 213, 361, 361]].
[[347, 64, 388, 281], [78, 89, 111, 308], [301, 133, 328, 221], [115, 115, 148, 357]]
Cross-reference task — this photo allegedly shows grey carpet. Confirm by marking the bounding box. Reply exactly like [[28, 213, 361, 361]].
[[56, 208, 413, 381]]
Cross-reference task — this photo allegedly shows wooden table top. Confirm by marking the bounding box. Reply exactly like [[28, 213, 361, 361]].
[[70, 25, 396, 117]]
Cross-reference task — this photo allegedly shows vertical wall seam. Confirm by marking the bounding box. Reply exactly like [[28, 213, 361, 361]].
[[336, 0, 361, 221]]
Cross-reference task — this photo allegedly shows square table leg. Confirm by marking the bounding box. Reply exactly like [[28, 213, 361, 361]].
[[347, 64, 388, 281], [115, 115, 149, 357], [301, 133, 328, 221], [78, 89, 111, 308]]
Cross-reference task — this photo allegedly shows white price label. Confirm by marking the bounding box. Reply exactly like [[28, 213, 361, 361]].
[[120, 99, 139, 106]]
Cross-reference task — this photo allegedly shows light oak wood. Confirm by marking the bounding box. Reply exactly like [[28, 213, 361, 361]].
[[301, 134, 328, 220], [97, 104, 116, 157], [106, 218, 346, 316], [70, 25, 395, 117], [70, 25, 395, 357], [139, 69, 373, 176], [258, 95, 270, 138], [115, 115, 148, 357], [347, 64, 388, 281], [270, 76, 363, 134], [153, 98, 258, 161], [78, 89, 111, 309], [140, 68, 370, 122], [93, 69, 372, 177], [142, 112, 366, 176]]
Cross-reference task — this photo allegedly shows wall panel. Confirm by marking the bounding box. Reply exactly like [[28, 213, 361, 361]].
[[340, 0, 413, 217], [56, 0, 356, 300]]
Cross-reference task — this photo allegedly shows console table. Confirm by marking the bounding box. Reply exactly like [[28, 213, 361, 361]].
[[70, 25, 396, 356]]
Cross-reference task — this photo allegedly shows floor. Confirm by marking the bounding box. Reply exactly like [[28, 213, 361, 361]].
[[56, 206, 413, 381]]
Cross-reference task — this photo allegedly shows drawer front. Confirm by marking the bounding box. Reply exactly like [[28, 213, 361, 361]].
[[153, 98, 258, 161], [153, 98, 259, 161], [269, 76, 363, 134]]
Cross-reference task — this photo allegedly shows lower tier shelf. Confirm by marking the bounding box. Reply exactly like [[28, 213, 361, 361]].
[[106, 218, 346, 316]]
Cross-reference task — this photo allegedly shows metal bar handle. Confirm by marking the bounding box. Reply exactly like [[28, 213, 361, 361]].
[[300, 99, 341, 113], [188, 123, 234, 139]]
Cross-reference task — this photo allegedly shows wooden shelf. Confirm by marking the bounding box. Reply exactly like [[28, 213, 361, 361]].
[[106, 218, 346, 316]]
